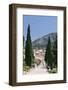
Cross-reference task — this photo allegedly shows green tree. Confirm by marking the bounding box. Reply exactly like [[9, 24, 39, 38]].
[[52, 37, 57, 68], [23, 36, 24, 48], [25, 24, 34, 67], [45, 36, 57, 71], [23, 35, 25, 66], [45, 37, 53, 70]]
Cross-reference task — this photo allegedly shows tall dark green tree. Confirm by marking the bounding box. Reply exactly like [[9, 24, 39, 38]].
[[52, 37, 57, 68], [23, 36, 24, 47], [23, 35, 25, 65], [45, 37, 53, 69], [45, 36, 57, 70], [25, 24, 34, 67]]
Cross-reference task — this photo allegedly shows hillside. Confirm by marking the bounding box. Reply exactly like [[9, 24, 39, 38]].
[[32, 32, 57, 49]]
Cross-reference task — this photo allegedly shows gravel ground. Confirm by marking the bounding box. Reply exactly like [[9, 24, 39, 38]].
[[27, 63, 48, 75]]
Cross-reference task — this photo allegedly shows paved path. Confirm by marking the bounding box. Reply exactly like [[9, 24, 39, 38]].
[[28, 68, 48, 74], [27, 63, 48, 74]]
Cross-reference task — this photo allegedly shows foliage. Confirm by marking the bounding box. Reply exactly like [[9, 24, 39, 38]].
[[45, 37, 52, 68], [52, 37, 57, 68], [48, 68, 57, 73], [25, 24, 34, 67], [23, 65, 30, 72], [45, 36, 57, 72]]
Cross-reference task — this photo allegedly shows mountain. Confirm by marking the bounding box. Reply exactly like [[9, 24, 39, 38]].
[[32, 32, 57, 49]]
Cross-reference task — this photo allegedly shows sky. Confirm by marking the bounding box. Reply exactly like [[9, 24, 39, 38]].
[[23, 15, 57, 41]]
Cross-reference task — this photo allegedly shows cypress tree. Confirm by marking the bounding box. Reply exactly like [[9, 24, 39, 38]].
[[23, 35, 25, 65], [45, 36, 57, 71], [44, 37, 53, 69], [52, 37, 57, 68], [25, 24, 34, 67]]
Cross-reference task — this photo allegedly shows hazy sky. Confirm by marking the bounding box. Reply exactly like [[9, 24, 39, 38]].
[[23, 15, 57, 41]]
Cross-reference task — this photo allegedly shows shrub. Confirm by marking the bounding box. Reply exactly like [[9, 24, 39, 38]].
[[23, 66, 30, 72]]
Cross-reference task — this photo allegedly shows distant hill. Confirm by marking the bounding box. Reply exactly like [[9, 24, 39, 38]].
[[32, 32, 57, 49]]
